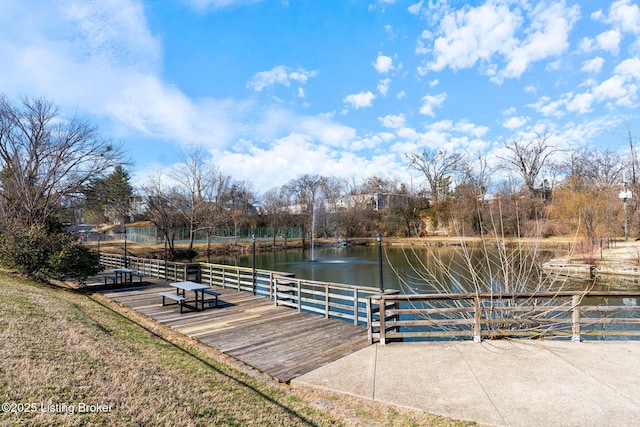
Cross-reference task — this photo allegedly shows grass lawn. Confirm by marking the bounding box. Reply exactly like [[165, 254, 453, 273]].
[[0, 274, 474, 426]]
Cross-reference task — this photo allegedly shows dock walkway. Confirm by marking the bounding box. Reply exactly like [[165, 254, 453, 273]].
[[97, 277, 369, 383]]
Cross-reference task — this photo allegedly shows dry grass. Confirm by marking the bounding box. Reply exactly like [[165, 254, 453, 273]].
[[0, 275, 474, 427]]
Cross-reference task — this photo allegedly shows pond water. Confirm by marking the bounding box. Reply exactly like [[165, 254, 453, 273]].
[[203, 243, 636, 293], [199, 243, 640, 340]]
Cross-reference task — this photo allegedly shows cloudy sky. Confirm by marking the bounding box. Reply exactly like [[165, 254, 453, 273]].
[[1, 0, 640, 193]]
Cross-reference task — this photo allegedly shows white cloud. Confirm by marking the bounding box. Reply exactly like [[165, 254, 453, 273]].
[[419, 92, 447, 116], [496, 2, 579, 82], [595, 0, 640, 34], [211, 133, 405, 193], [615, 57, 640, 79], [421, 1, 578, 83], [581, 56, 605, 73], [183, 0, 262, 11], [296, 116, 357, 147], [377, 78, 391, 96], [0, 0, 260, 151], [579, 37, 594, 53], [593, 75, 632, 105], [596, 30, 622, 54], [350, 132, 394, 151], [591, 58, 640, 106], [373, 54, 394, 73], [408, 1, 422, 15], [454, 120, 489, 137], [529, 56, 640, 117], [425, 2, 521, 73], [565, 92, 595, 113], [528, 96, 564, 118], [343, 91, 376, 109], [384, 24, 397, 39], [503, 116, 529, 129], [254, 107, 357, 148], [379, 114, 406, 129], [247, 65, 318, 91]]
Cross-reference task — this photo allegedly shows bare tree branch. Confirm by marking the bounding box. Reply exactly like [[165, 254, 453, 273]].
[[0, 95, 124, 229]]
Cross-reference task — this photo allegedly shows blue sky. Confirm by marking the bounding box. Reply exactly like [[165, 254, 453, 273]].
[[1, 0, 640, 194]]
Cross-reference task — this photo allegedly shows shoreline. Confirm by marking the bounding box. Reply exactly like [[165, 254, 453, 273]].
[[90, 235, 640, 280]]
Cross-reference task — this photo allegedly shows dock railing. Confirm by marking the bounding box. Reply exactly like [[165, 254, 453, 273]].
[[99, 253, 200, 282], [99, 254, 381, 325], [367, 291, 640, 344], [99, 254, 640, 342], [198, 262, 382, 325]]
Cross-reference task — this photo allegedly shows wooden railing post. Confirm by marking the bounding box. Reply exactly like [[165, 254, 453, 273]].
[[366, 297, 373, 344], [379, 295, 386, 345], [572, 294, 581, 343], [325, 286, 330, 319], [269, 272, 274, 300], [353, 289, 358, 325], [474, 296, 482, 342]]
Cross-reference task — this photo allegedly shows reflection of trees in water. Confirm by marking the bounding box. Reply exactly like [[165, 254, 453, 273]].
[[384, 235, 598, 339]]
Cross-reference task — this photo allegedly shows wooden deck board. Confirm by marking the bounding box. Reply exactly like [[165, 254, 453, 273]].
[[100, 278, 370, 383]]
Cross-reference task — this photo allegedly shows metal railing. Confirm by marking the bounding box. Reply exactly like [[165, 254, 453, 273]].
[[367, 291, 640, 344]]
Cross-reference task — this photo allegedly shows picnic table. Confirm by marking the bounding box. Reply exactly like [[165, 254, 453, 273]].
[[114, 268, 137, 285], [104, 268, 143, 286], [161, 281, 220, 312]]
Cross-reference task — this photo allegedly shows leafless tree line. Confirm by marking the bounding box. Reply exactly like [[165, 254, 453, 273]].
[[1, 95, 637, 253]]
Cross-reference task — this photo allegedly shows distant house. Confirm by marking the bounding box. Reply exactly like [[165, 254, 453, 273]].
[[279, 192, 412, 215], [332, 193, 411, 212]]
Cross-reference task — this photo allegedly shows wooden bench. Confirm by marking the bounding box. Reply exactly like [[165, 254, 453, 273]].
[[159, 291, 187, 313], [104, 275, 117, 285], [202, 289, 220, 308]]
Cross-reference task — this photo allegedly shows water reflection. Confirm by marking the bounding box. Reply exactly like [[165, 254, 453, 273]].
[[204, 244, 640, 293]]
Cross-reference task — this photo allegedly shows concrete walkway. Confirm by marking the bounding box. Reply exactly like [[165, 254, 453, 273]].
[[292, 339, 640, 426]]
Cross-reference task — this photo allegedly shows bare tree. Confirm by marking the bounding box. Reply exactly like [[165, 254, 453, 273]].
[[227, 180, 256, 242], [586, 148, 625, 191], [262, 186, 295, 247], [624, 122, 639, 185], [0, 96, 123, 229], [560, 146, 593, 192], [141, 173, 182, 257], [499, 131, 557, 197], [170, 147, 216, 250], [285, 174, 329, 247], [407, 149, 465, 204], [198, 172, 233, 258]]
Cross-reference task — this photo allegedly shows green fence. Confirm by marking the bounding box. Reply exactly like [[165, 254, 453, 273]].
[[126, 227, 304, 244]]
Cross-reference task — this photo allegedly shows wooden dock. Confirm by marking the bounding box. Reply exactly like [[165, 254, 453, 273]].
[[99, 278, 370, 383]]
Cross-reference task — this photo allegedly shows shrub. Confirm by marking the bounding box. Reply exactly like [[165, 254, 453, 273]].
[[0, 225, 100, 284]]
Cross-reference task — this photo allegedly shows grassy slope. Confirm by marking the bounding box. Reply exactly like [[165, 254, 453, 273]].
[[0, 275, 473, 427]]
